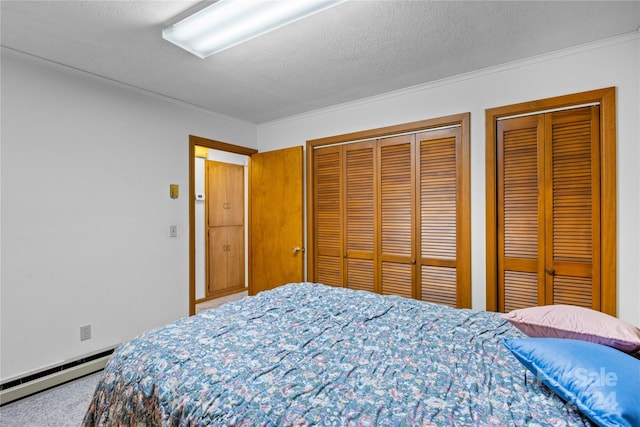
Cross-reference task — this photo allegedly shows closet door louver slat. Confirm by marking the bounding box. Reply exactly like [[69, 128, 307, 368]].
[[316, 256, 341, 287], [382, 263, 413, 298], [553, 275, 593, 307], [422, 266, 457, 307], [503, 271, 539, 312], [347, 259, 375, 293]]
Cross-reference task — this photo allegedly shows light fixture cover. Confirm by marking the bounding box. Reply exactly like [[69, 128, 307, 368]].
[[162, 0, 344, 58]]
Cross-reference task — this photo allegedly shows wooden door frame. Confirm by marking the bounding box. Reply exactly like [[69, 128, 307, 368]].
[[485, 87, 617, 315], [306, 113, 471, 307], [189, 135, 257, 316]]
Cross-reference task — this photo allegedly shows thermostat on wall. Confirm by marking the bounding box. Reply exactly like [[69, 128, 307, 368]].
[[195, 193, 205, 201], [170, 184, 179, 199]]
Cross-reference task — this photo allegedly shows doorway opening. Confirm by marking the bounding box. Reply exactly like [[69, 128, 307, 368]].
[[197, 156, 247, 308], [189, 135, 257, 315]]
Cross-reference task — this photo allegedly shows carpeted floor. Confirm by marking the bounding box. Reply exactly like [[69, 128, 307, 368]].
[[196, 290, 247, 313], [0, 371, 102, 427]]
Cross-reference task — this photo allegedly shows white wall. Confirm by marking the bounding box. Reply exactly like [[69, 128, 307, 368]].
[[194, 150, 248, 300], [0, 50, 257, 381], [257, 33, 640, 326]]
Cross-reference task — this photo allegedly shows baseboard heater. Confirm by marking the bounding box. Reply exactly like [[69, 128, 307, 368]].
[[0, 348, 115, 406]]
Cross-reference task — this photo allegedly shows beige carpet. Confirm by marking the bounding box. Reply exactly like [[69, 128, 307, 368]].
[[0, 371, 102, 427], [196, 291, 248, 313]]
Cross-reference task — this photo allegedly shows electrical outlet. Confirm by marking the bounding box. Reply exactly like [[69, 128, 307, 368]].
[[80, 325, 91, 341]]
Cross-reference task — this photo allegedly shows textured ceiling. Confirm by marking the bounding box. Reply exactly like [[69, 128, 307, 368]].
[[1, 1, 639, 124]]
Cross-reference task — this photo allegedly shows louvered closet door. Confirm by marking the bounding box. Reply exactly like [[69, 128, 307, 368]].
[[497, 116, 545, 312], [313, 146, 343, 287], [343, 141, 376, 292], [378, 135, 415, 298], [497, 106, 600, 312], [417, 128, 461, 307], [545, 107, 600, 308]]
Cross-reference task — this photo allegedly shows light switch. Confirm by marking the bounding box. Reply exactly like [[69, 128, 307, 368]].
[[170, 225, 177, 237]]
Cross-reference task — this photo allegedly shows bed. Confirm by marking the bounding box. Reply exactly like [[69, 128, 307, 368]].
[[83, 282, 598, 426]]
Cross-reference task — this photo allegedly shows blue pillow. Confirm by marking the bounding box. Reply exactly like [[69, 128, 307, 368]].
[[503, 338, 640, 427]]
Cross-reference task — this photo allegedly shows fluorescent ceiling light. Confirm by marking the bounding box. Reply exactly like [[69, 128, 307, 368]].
[[163, 0, 344, 58]]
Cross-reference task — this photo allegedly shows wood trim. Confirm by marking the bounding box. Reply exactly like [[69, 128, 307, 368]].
[[189, 135, 258, 156], [457, 113, 471, 308], [189, 141, 195, 316], [307, 114, 469, 148], [485, 87, 616, 315], [413, 134, 421, 300], [305, 142, 314, 284], [537, 115, 546, 307], [421, 258, 457, 268], [205, 160, 210, 298], [590, 106, 602, 310], [599, 89, 617, 316], [188, 135, 257, 316], [543, 113, 553, 307], [247, 155, 253, 295], [485, 112, 498, 311], [484, 88, 612, 121], [410, 134, 417, 299]]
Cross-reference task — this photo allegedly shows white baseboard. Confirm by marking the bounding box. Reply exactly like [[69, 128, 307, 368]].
[[0, 355, 110, 405]]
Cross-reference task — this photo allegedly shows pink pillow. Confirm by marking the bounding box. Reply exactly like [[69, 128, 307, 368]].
[[502, 305, 640, 353]]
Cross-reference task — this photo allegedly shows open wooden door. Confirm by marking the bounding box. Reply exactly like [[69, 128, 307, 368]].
[[249, 146, 304, 295]]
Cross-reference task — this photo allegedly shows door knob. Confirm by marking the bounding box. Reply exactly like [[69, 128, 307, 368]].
[[292, 246, 301, 254], [545, 268, 555, 276]]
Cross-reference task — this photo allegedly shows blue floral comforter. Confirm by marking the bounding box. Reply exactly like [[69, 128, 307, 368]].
[[83, 283, 593, 426]]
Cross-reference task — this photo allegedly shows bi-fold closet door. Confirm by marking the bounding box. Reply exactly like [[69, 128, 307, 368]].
[[312, 122, 469, 307], [486, 88, 616, 317], [497, 106, 601, 312]]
